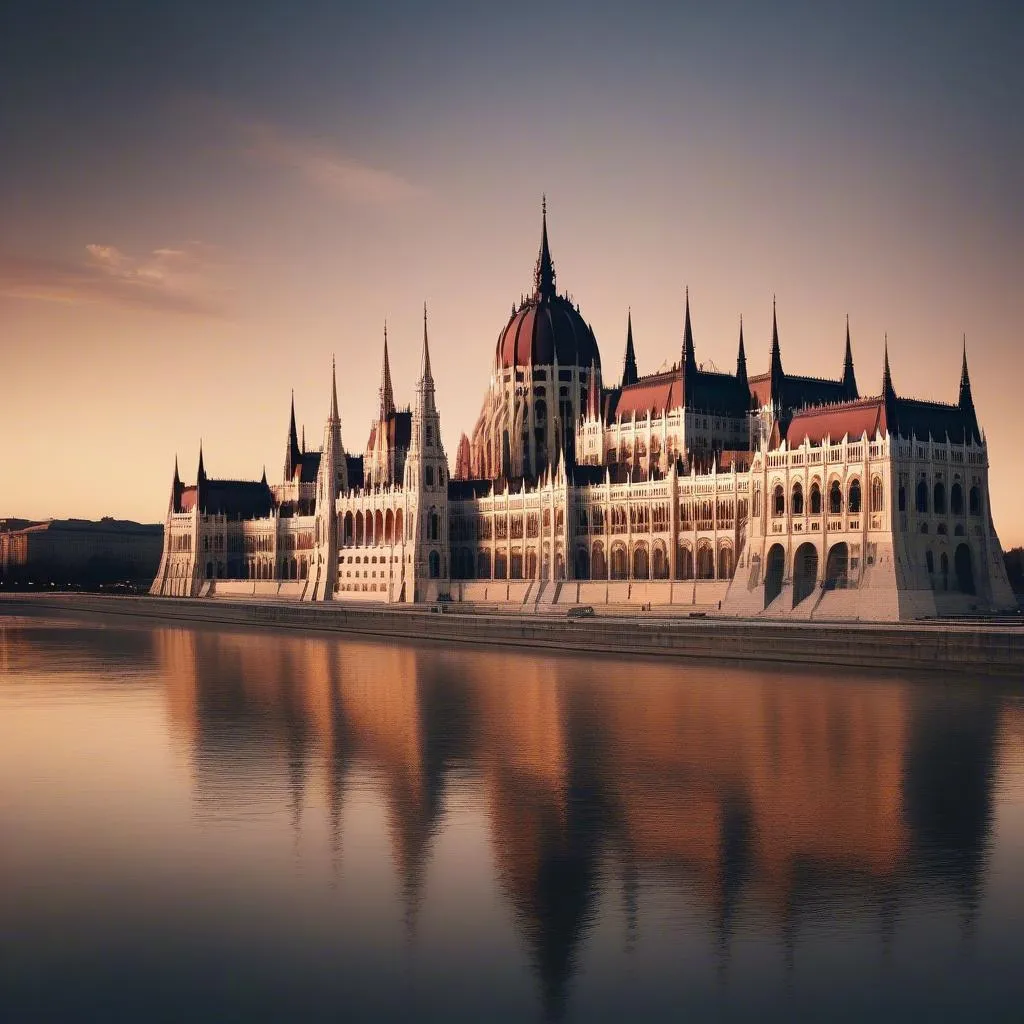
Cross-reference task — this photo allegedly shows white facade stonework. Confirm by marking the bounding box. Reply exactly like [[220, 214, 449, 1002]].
[[151, 207, 1015, 620]]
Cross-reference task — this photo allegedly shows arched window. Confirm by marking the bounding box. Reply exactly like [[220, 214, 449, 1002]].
[[425, 466, 434, 487], [477, 550, 491, 578], [950, 483, 964, 516], [871, 477, 884, 513], [848, 479, 862, 514], [526, 549, 539, 578], [969, 485, 981, 516], [610, 544, 628, 580], [652, 544, 668, 579], [428, 550, 441, 578], [395, 508, 403, 541], [495, 552, 507, 579], [898, 484, 906, 512], [592, 542, 607, 579], [916, 480, 929, 514], [385, 509, 394, 544], [940, 552, 949, 590], [429, 509, 439, 541], [696, 543, 715, 580], [933, 481, 946, 515], [676, 544, 694, 580], [355, 511, 364, 545], [574, 546, 590, 579], [810, 482, 822, 515], [632, 543, 649, 580], [773, 484, 785, 517], [829, 480, 843, 515], [717, 544, 734, 580], [926, 550, 934, 574], [791, 482, 804, 516]]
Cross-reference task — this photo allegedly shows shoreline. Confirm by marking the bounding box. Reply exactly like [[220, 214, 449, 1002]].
[[2, 593, 1023, 678]]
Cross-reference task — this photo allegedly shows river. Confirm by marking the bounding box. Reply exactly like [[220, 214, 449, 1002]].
[[1, 612, 1022, 1021]]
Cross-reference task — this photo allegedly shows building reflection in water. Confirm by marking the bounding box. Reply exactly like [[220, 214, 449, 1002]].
[[146, 624, 1001, 1018]]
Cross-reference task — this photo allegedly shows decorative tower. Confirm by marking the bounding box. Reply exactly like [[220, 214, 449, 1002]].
[[367, 325, 397, 487], [403, 304, 450, 601], [283, 392, 301, 482], [882, 335, 897, 431], [769, 298, 785, 409], [681, 288, 697, 404], [310, 357, 348, 601], [736, 315, 748, 394], [958, 336, 981, 443], [622, 310, 638, 387], [842, 315, 858, 399], [534, 195, 556, 301]]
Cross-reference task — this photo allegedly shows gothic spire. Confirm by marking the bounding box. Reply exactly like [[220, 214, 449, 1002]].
[[842, 314, 858, 398], [882, 334, 895, 400], [682, 287, 696, 369], [587, 358, 600, 419], [173, 454, 180, 488], [622, 309, 638, 387], [285, 390, 301, 480], [421, 302, 433, 382], [533, 195, 556, 300], [379, 324, 395, 418], [301, 424, 305, 453], [769, 296, 785, 406], [959, 335, 980, 443], [197, 441, 206, 484], [736, 315, 748, 391], [330, 354, 340, 423]]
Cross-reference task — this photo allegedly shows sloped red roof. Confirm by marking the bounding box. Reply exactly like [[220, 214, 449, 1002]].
[[785, 398, 887, 446], [605, 370, 682, 419]]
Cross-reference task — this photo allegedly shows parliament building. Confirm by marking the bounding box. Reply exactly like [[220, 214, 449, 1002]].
[[151, 204, 1016, 619]]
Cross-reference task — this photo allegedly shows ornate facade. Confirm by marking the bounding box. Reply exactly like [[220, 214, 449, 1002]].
[[151, 204, 1016, 619]]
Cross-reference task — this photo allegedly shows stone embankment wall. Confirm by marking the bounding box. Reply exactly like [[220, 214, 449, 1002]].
[[3, 594, 1022, 677]]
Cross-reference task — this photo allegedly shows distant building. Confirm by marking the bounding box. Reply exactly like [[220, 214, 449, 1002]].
[[0, 518, 163, 587], [151, 202, 1016, 619]]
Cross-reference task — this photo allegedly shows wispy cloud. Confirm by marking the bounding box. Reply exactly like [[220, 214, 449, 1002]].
[[241, 120, 423, 205], [0, 242, 229, 316]]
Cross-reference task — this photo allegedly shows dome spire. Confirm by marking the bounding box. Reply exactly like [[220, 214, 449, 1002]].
[[842, 314, 858, 397], [421, 302, 433, 382], [534, 194, 556, 300]]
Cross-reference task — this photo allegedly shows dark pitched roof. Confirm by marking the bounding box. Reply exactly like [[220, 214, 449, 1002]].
[[297, 451, 322, 483], [750, 371, 850, 411], [448, 478, 494, 500], [188, 479, 275, 519]]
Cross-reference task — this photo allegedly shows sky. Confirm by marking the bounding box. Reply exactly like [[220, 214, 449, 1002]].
[[1, 1, 1022, 543]]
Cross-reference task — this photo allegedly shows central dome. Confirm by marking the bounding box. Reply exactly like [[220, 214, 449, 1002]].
[[494, 202, 601, 371]]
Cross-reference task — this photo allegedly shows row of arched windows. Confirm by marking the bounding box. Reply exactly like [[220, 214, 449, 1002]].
[[341, 508, 404, 546], [771, 477, 884, 518], [910, 480, 981, 516]]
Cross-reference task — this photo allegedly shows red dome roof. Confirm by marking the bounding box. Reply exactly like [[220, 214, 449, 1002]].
[[494, 199, 602, 371], [496, 296, 601, 370]]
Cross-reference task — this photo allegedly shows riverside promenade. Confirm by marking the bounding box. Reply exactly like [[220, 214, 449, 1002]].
[[2, 593, 1022, 678]]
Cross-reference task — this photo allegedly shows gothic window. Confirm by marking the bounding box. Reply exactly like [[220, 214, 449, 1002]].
[[428, 550, 441, 578], [871, 477, 884, 513], [933, 481, 946, 515], [848, 479, 862, 514], [426, 425, 433, 445], [950, 482, 964, 516], [425, 466, 434, 487], [969, 485, 981, 515], [898, 484, 906, 512], [829, 480, 843, 515], [632, 543, 650, 580], [791, 483, 804, 516], [592, 541, 607, 579], [810, 482, 822, 515], [773, 484, 785, 517], [477, 550, 492, 578], [916, 480, 929, 514], [717, 544, 734, 580], [676, 544, 694, 580]]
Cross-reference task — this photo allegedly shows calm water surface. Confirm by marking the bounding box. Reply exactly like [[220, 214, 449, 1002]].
[[2, 613, 1023, 1022]]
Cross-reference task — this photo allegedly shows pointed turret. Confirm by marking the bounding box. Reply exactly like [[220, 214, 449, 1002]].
[[284, 390, 302, 481], [769, 297, 785, 406], [421, 302, 433, 383], [587, 358, 600, 420], [168, 455, 182, 513], [882, 335, 894, 398], [736, 315, 748, 391], [681, 288, 697, 405], [301, 424, 306, 453], [622, 310, 638, 387], [842, 315, 858, 399], [958, 335, 980, 443], [310, 355, 347, 601], [197, 441, 206, 484], [533, 195, 556, 301], [379, 325, 395, 419]]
